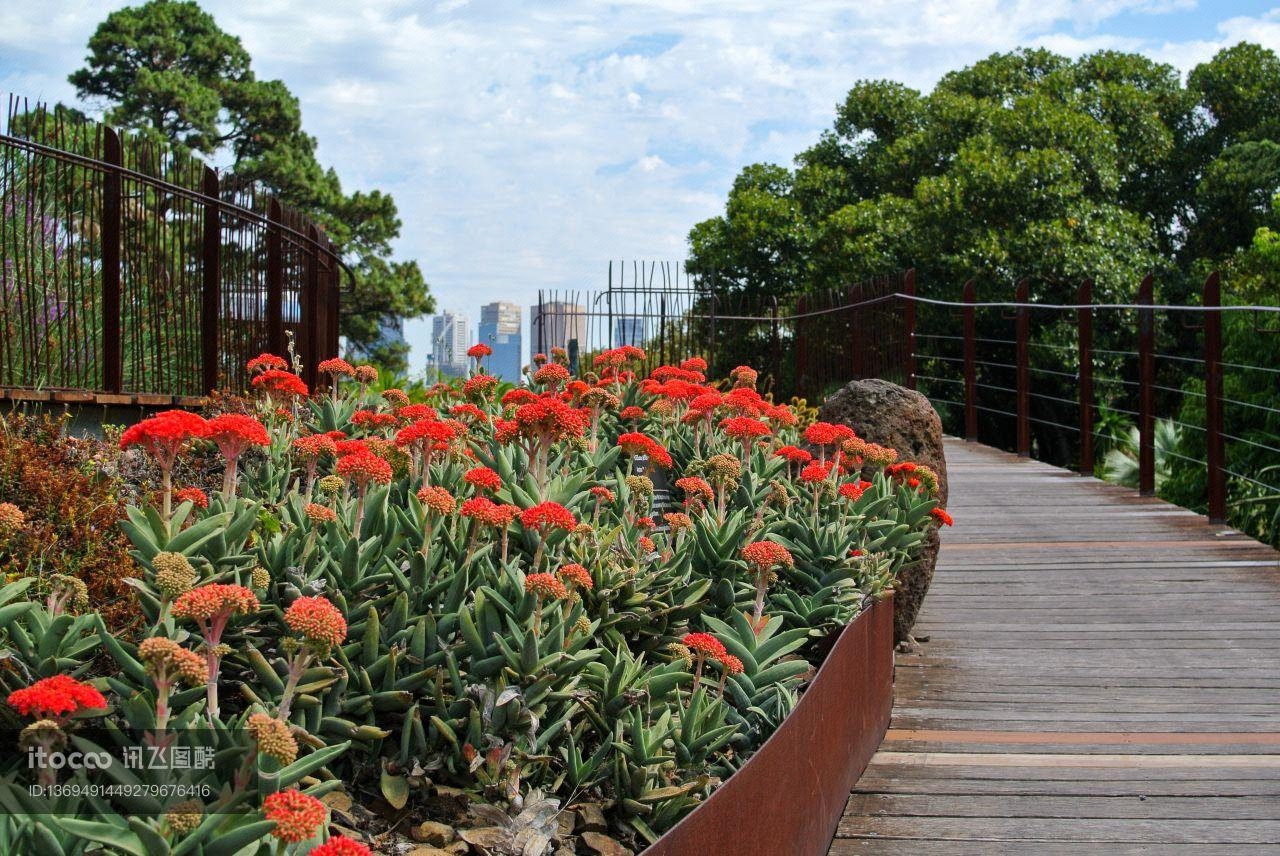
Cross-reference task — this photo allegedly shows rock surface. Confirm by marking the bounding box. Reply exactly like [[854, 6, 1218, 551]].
[[819, 378, 948, 643]]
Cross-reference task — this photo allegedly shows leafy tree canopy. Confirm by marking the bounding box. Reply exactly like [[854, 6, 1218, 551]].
[[70, 0, 433, 372], [689, 44, 1280, 305]]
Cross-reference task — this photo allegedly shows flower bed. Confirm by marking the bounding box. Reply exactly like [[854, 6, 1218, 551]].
[[0, 348, 944, 855]]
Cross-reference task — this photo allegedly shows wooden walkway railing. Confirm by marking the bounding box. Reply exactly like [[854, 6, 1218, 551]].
[[832, 439, 1280, 854]]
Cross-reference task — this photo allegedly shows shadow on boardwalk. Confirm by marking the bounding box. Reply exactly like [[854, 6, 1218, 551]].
[[833, 439, 1280, 855]]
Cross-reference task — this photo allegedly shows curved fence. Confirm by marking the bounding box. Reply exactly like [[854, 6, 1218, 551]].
[[0, 95, 348, 404], [565, 265, 1280, 543], [538, 267, 913, 402]]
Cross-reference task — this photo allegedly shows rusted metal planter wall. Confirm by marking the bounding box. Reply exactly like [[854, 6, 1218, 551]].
[[643, 595, 894, 856]]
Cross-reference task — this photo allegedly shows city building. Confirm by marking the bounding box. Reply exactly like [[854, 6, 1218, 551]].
[[479, 301, 523, 382], [613, 316, 647, 348], [430, 310, 470, 378], [529, 301, 586, 360]]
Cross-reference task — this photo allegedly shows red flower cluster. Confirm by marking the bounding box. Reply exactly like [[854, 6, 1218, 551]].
[[512, 398, 586, 442], [310, 837, 372, 856], [284, 596, 348, 649], [460, 496, 518, 527], [682, 632, 727, 659], [803, 421, 856, 447], [397, 403, 435, 421], [263, 788, 327, 843], [7, 674, 107, 719], [839, 480, 871, 501], [774, 445, 813, 465], [351, 410, 399, 429], [616, 432, 673, 469], [524, 572, 568, 600], [463, 374, 499, 398], [619, 405, 645, 420], [741, 540, 795, 571], [318, 357, 356, 377], [499, 389, 534, 409], [203, 414, 270, 461], [252, 370, 309, 398], [533, 363, 571, 386], [557, 563, 593, 590], [119, 410, 207, 466], [247, 353, 288, 374], [173, 584, 259, 623], [730, 365, 758, 388], [468, 343, 493, 358], [293, 434, 337, 459], [676, 477, 714, 506], [519, 501, 577, 533], [720, 416, 771, 440], [336, 451, 393, 488], [464, 466, 502, 493], [174, 487, 209, 508], [590, 486, 616, 503], [416, 486, 456, 515], [799, 461, 833, 484], [931, 507, 954, 526]]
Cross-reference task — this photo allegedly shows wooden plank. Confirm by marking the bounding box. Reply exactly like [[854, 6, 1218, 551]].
[[832, 440, 1280, 854]]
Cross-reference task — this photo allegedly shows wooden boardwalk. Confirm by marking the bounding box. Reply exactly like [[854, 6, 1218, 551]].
[[832, 440, 1280, 855]]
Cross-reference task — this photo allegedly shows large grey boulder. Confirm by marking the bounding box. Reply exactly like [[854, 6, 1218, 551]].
[[819, 378, 947, 644]]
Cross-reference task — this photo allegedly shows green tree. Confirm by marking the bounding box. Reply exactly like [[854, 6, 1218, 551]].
[[69, 0, 433, 372]]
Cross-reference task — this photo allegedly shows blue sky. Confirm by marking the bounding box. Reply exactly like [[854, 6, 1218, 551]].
[[3, 1, 1279, 373]]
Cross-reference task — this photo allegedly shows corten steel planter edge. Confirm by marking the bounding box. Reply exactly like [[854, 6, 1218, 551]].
[[641, 594, 894, 856]]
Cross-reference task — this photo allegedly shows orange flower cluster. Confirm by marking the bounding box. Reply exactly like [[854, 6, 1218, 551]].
[[616, 432, 673, 469], [335, 451, 393, 489], [318, 357, 355, 377], [283, 596, 348, 649], [557, 563, 593, 590], [263, 789, 327, 843], [524, 572, 568, 600], [417, 486, 457, 515], [173, 584, 259, 623], [519, 501, 577, 533], [741, 540, 795, 571]]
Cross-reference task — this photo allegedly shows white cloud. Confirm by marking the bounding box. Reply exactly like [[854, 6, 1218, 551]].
[[1, 0, 1274, 369]]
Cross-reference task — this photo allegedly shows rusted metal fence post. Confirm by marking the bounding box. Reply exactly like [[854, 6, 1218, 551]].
[[903, 268, 917, 389], [101, 126, 123, 393], [200, 166, 221, 395], [850, 282, 864, 379], [300, 224, 321, 389], [1203, 271, 1226, 522], [963, 280, 977, 441], [1015, 278, 1030, 457], [267, 198, 284, 356], [770, 295, 781, 389], [1137, 274, 1156, 496], [1077, 278, 1094, 476]]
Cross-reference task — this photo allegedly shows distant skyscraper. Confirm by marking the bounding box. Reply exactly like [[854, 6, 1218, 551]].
[[479, 301, 522, 382], [431, 310, 470, 378], [614, 316, 647, 347], [529, 301, 586, 360]]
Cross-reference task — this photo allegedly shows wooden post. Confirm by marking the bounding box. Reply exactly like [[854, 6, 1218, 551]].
[[903, 268, 917, 389], [101, 126, 123, 393], [267, 198, 284, 356], [201, 166, 221, 395], [1137, 274, 1156, 496], [963, 280, 977, 441], [1077, 278, 1094, 476], [1203, 271, 1226, 522], [1015, 278, 1030, 457]]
